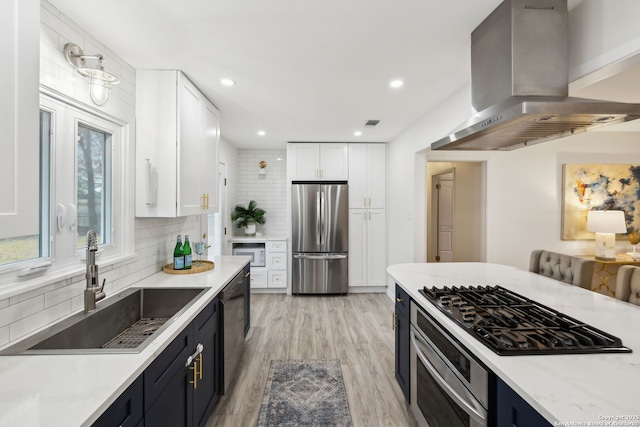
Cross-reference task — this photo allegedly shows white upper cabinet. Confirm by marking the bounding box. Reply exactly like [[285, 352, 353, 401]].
[[1, 0, 39, 239], [288, 143, 348, 181], [136, 70, 219, 217], [348, 144, 386, 208]]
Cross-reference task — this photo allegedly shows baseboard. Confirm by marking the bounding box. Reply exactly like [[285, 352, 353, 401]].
[[250, 288, 287, 294], [347, 286, 388, 294]]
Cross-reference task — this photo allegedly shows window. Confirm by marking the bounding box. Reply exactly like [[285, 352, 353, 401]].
[[77, 123, 112, 248], [0, 91, 132, 283], [0, 111, 51, 267]]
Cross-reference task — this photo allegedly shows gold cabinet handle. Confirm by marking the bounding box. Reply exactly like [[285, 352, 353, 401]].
[[244, 272, 250, 277], [189, 360, 198, 389], [396, 297, 404, 303], [392, 312, 396, 330], [198, 353, 203, 380]]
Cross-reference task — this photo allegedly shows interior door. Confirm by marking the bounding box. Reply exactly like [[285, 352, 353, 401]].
[[436, 172, 454, 262]]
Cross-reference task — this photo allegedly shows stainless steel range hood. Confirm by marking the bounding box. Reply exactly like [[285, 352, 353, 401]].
[[431, 0, 640, 151]]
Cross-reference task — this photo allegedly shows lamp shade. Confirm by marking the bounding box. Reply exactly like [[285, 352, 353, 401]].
[[586, 210, 626, 233]]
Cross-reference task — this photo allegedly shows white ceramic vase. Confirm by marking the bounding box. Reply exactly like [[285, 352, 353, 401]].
[[245, 223, 256, 235]]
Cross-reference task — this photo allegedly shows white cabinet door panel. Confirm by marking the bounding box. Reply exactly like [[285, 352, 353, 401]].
[[289, 144, 320, 180], [367, 144, 386, 208], [366, 209, 386, 286], [348, 209, 367, 286], [348, 144, 367, 208], [320, 143, 349, 180]]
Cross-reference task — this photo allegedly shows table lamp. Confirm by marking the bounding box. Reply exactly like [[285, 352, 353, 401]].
[[586, 210, 627, 261]]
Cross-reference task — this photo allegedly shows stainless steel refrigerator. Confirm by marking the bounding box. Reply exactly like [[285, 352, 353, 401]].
[[291, 182, 348, 294]]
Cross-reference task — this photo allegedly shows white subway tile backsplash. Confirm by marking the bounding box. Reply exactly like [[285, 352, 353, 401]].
[[235, 150, 287, 237], [0, 297, 45, 329], [0, 326, 8, 347], [44, 282, 84, 309], [9, 300, 72, 342]]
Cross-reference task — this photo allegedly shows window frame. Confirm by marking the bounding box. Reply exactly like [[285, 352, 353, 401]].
[[0, 89, 135, 291]]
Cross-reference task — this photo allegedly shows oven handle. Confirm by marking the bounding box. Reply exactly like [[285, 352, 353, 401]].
[[410, 331, 487, 424]]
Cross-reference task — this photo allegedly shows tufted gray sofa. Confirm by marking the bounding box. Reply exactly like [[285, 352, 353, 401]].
[[615, 265, 640, 306], [529, 249, 595, 289]]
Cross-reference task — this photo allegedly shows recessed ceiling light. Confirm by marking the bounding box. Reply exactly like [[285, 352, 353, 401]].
[[221, 78, 236, 86], [257, 130, 266, 136], [354, 131, 362, 136], [390, 79, 404, 88]]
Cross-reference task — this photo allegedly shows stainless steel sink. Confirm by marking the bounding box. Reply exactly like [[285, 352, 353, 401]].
[[0, 287, 207, 355]]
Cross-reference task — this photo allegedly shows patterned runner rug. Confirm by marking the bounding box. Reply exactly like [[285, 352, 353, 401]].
[[257, 359, 353, 427]]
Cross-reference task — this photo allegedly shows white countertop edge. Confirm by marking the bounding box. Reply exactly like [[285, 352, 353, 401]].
[[387, 262, 640, 425], [0, 255, 250, 427], [227, 236, 288, 242]]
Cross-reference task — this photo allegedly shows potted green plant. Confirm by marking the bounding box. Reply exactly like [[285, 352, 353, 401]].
[[231, 200, 266, 235]]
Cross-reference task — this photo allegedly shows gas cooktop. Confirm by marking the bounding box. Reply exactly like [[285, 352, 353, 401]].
[[420, 285, 632, 356]]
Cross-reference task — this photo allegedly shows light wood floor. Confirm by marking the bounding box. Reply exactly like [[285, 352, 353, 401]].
[[206, 293, 418, 427]]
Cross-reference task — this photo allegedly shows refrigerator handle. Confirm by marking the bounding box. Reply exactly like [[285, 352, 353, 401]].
[[320, 191, 325, 247], [316, 191, 321, 246], [293, 254, 347, 260]]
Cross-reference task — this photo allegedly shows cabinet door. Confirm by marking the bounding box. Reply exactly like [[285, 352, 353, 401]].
[[289, 143, 320, 180], [193, 299, 220, 427], [348, 209, 367, 286], [348, 144, 367, 208], [496, 379, 551, 427], [199, 103, 220, 213], [178, 73, 205, 216], [394, 309, 410, 401], [144, 326, 193, 427], [2, 0, 39, 235], [92, 376, 143, 427], [366, 144, 386, 208], [366, 209, 386, 286], [320, 143, 349, 180], [144, 326, 193, 413]]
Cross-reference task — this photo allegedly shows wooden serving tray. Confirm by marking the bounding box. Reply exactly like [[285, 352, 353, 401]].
[[163, 260, 214, 274]]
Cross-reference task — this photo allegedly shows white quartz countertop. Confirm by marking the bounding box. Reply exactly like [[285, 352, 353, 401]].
[[387, 262, 640, 425], [0, 255, 250, 427]]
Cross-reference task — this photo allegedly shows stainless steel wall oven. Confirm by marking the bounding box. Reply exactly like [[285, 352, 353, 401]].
[[410, 301, 489, 427]]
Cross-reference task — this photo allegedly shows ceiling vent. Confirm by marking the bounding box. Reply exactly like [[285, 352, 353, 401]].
[[364, 120, 380, 127]]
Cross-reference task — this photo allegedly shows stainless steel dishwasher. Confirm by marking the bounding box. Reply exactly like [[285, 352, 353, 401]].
[[220, 270, 245, 394]]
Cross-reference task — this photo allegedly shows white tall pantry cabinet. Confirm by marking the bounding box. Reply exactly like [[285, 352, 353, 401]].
[[348, 144, 386, 288], [135, 70, 220, 217]]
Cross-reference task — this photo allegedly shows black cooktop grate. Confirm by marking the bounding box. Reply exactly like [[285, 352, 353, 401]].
[[419, 285, 632, 356]]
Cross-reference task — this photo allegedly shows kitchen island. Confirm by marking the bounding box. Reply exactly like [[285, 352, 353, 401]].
[[388, 262, 640, 425], [0, 256, 249, 427]]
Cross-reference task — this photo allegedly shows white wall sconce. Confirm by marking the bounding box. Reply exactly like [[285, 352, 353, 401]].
[[586, 210, 627, 261], [64, 43, 120, 106], [259, 160, 267, 177]]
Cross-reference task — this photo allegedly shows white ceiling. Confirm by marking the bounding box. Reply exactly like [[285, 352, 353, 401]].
[[48, 0, 585, 149]]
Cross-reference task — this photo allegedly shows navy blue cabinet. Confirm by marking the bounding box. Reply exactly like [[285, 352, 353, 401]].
[[91, 376, 143, 427], [145, 297, 220, 427], [394, 284, 410, 401], [193, 298, 221, 427], [496, 378, 552, 427]]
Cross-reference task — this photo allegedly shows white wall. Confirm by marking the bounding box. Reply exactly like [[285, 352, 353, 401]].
[[234, 149, 287, 237]]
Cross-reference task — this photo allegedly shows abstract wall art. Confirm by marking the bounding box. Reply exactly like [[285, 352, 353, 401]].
[[562, 164, 640, 240]]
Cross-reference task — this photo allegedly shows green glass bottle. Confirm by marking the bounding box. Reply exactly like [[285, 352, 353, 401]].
[[183, 235, 192, 269], [173, 235, 184, 270]]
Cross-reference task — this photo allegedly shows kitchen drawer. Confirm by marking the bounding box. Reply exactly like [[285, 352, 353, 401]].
[[267, 252, 287, 270], [266, 240, 286, 253], [249, 267, 268, 289], [268, 270, 287, 288]]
